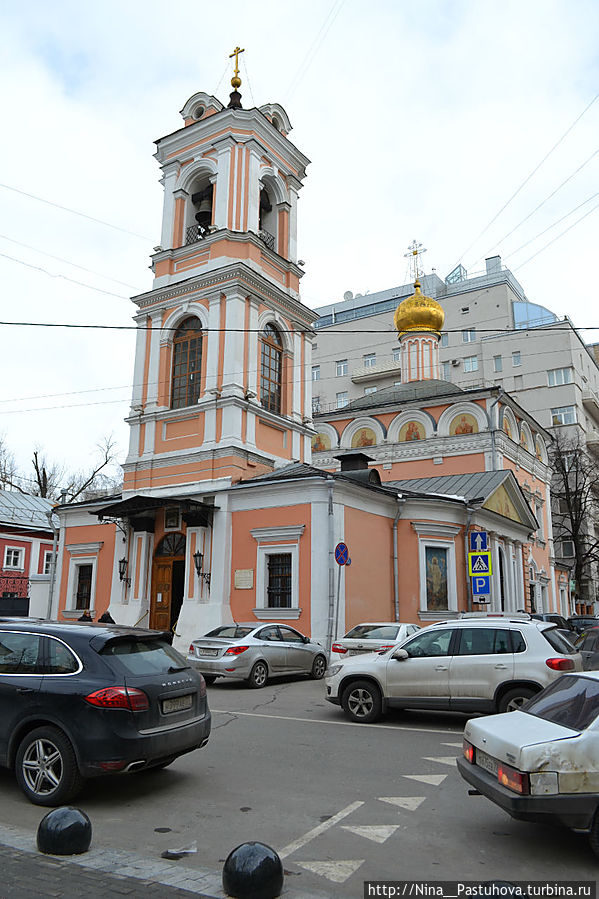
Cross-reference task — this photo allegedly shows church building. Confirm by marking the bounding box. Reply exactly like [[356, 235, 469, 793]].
[[51, 63, 569, 652]]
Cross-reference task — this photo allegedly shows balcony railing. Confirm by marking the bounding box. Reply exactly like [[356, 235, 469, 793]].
[[259, 229, 275, 251], [185, 224, 210, 245]]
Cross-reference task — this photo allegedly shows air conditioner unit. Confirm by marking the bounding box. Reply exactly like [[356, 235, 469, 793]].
[[451, 359, 461, 367]]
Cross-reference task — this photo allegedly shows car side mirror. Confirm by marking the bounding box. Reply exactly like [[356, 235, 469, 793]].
[[392, 648, 409, 661]]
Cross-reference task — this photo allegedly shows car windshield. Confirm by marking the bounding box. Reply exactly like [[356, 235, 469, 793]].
[[525, 676, 599, 731], [344, 625, 399, 640], [204, 626, 254, 639], [100, 637, 188, 675]]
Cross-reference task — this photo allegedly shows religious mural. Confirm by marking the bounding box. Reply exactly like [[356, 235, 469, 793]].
[[399, 420, 425, 442], [503, 417, 513, 439], [311, 433, 331, 452], [351, 427, 377, 448], [425, 547, 448, 611], [449, 413, 478, 436], [483, 485, 521, 523], [520, 430, 530, 451]]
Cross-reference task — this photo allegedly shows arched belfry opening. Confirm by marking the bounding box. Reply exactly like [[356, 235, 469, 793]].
[[259, 186, 276, 250], [186, 174, 214, 244]]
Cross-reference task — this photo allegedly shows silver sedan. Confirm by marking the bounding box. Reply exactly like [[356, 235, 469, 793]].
[[187, 623, 328, 688]]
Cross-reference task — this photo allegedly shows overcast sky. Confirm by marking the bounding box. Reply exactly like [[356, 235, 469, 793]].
[[0, 0, 597, 482]]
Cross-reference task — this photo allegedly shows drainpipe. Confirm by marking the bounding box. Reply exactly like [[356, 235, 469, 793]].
[[45, 508, 59, 620], [489, 389, 505, 471], [392, 496, 406, 622], [326, 476, 335, 651]]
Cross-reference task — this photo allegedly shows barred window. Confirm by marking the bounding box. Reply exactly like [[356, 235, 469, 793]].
[[267, 553, 291, 608], [171, 317, 203, 409], [260, 324, 283, 414]]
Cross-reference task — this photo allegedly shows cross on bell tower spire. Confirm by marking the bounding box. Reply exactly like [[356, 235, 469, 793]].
[[404, 240, 427, 285], [227, 46, 245, 109]]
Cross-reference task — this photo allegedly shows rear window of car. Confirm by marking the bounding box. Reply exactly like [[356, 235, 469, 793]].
[[542, 627, 578, 655], [345, 625, 399, 640], [100, 637, 188, 675], [204, 626, 254, 639], [525, 676, 599, 731]]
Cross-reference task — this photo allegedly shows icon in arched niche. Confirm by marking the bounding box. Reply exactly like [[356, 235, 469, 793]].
[[450, 413, 478, 436], [503, 416, 513, 439], [535, 439, 544, 462], [399, 420, 424, 442], [520, 430, 530, 451], [311, 432, 331, 452], [351, 427, 377, 448]]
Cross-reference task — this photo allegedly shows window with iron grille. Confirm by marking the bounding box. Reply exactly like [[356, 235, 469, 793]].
[[260, 324, 283, 414], [171, 317, 203, 409], [267, 553, 292, 608]]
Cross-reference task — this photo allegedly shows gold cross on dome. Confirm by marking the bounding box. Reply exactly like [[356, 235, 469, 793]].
[[404, 240, 427, 282], [229, 46, 245, 79]]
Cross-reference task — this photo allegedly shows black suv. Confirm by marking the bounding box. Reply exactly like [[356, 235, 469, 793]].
[[0, 619, 211, 805]]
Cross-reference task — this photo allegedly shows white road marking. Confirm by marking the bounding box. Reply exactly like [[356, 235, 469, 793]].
[[297, 859, 365, 883], [341, 824, 400, 843], [442, 741, 463, 748], [379, 796, 425, 810], [403, 773, 447, 785], [211, 709, 459, 735], [423, 756, 458, 766], [279, 801, 364, 859]]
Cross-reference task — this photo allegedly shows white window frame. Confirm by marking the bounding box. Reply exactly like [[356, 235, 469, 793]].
[[440, 333, 449, 348], [43, 550, 54, 575], [392, 347, 401, 362], [3, 546, 24, 570], [548, 367, 573, 387], [559, 540, 575, 558], [312, 395, 321, 414], [440, 361, 451, 381], [335, 359, 348, 377], [493, 355, 503, 373], [311, 365, 320, 381], [551, 405, 576, 426], [336, 391, 349, 409], [250, 526, 304, 620], [418, 539, 458, 614], [364, 386, 377, 395], [512, 351, 522, 367], [464, 355, 478, 373], [363, 354, 376, 368], [65, 555, 98, 614], [462, 329, 476, 343]]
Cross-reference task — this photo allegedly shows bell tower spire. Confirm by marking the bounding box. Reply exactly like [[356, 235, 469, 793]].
[[393, 241, 445, 383], [227, 45, 244, 109]]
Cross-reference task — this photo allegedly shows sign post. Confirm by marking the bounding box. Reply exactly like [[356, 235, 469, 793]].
[[334, 543, 350, 641]]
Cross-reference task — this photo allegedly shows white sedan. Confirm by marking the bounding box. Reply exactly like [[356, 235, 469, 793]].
[[457, 670, 599, 857], [331, 622, 420, 657]]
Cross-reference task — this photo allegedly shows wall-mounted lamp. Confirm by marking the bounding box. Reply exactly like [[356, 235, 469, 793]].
[[193, 550, 211, 588], [118, 557, 131, 587]]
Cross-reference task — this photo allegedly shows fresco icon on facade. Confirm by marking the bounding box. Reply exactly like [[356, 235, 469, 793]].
[[399, 420, 424, 442], [312, 433, 331, 452], [503, 417, 513, 439], [449, 413, 478, 436], [351, 427, 376, 448], [520, 429, 529, 451], [425, 546, 448, 610]]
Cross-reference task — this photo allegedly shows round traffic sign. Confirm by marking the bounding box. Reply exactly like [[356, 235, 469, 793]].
[[335, 542, 349, 565]]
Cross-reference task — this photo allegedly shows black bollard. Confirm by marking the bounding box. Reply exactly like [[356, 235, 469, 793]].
[[37, 806, 92, 856], [222, 841, 283, 899]]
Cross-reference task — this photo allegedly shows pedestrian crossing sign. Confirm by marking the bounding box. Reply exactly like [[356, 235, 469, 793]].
[[468, 551, 492, 576]]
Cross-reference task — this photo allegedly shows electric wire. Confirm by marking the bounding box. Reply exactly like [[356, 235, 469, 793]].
[[285, 0, 346, 101], [503, 190, 599, 260], [454, 91, 599, 267], [212, 61, 230, 97], [0, 182, 153, 241], [241, 55, 255, 107], [513, 199, 599, 272], [0, 251, 133, 300]]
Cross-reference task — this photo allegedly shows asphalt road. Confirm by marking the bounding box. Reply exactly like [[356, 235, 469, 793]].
[[1, 675, 597, 897]]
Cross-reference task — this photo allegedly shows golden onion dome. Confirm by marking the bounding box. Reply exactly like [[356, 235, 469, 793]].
[[393, 279, 445, 336]]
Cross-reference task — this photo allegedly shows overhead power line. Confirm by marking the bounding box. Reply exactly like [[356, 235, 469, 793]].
[[0, 182, 153, 241], [286, 0, 346, 100], [0, 251, 132, 300], [455, 91, 599, 266]]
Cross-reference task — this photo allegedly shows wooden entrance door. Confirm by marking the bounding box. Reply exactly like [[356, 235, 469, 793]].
[[150, 561, 173, 631]]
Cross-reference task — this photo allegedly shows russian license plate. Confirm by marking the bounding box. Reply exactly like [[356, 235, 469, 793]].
[[162, 694, 193, 714], [197, 648, 219, 657], [476, 749, 499, 776]]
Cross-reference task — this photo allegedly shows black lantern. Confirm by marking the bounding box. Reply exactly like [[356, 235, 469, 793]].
[[193, 550, 211, 588], [118, 557, 130, 586]]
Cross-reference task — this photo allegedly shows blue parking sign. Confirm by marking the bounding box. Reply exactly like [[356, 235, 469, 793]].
[[472, 575, 490, 596]]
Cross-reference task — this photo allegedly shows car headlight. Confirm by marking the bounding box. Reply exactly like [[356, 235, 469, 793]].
[[327, 664, 343, 677]]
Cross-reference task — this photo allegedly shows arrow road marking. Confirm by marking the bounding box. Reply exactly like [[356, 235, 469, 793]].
[[423, 756, 458, 767], [379, 796, 426, 810], [341, 825, 400, 844], [279, 801, 364, 859], [403, 774, 447, 785], [297, 860, 365, 883]]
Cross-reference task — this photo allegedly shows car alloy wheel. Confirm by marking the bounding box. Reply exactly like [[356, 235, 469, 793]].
[[311, 655, 327, 679], [15, 726, 83, 806], [498, 687, 536, 714], [247, 661, 268, 688], [341, 679, 382, 723]]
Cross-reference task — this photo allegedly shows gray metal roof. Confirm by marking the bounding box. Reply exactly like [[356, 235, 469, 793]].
[[387, 471, 512, 502], [0, 491, 56, 530], [338, 380, 464, 412]]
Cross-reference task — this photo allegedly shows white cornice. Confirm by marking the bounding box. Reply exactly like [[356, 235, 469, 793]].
[[411, 523, 462, 537], [250, 525, 306, 542]]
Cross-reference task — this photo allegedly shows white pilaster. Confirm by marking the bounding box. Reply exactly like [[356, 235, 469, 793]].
[[160, 165, 179, 249], [145, 313, 162, 410], [221, 291, 246, 398], [213, 137, 235, 230]]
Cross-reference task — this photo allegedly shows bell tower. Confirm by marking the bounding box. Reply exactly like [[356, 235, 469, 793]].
[[123, 59, 316, 495]]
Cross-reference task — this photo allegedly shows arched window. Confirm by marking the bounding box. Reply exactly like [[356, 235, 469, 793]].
[[171, 317, 203, 409], [260, 323, 283, 414]]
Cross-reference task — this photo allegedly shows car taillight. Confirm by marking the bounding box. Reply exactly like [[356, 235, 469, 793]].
[[331, 644, 347, 653], [198, 675, 207, 698], [463, 739, 475, 764], [85, 686, 150, 711], [224, 645, 249, 655], [498, 762, 529, 794], [545, 657, 575, 671], [189, 644, 194, 653]]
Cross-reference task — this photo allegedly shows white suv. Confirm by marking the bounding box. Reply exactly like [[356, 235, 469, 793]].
[[325, 616, 582, 723]]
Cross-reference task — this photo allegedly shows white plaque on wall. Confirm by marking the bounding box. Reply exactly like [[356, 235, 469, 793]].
[[235, 569, 254, 589]]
